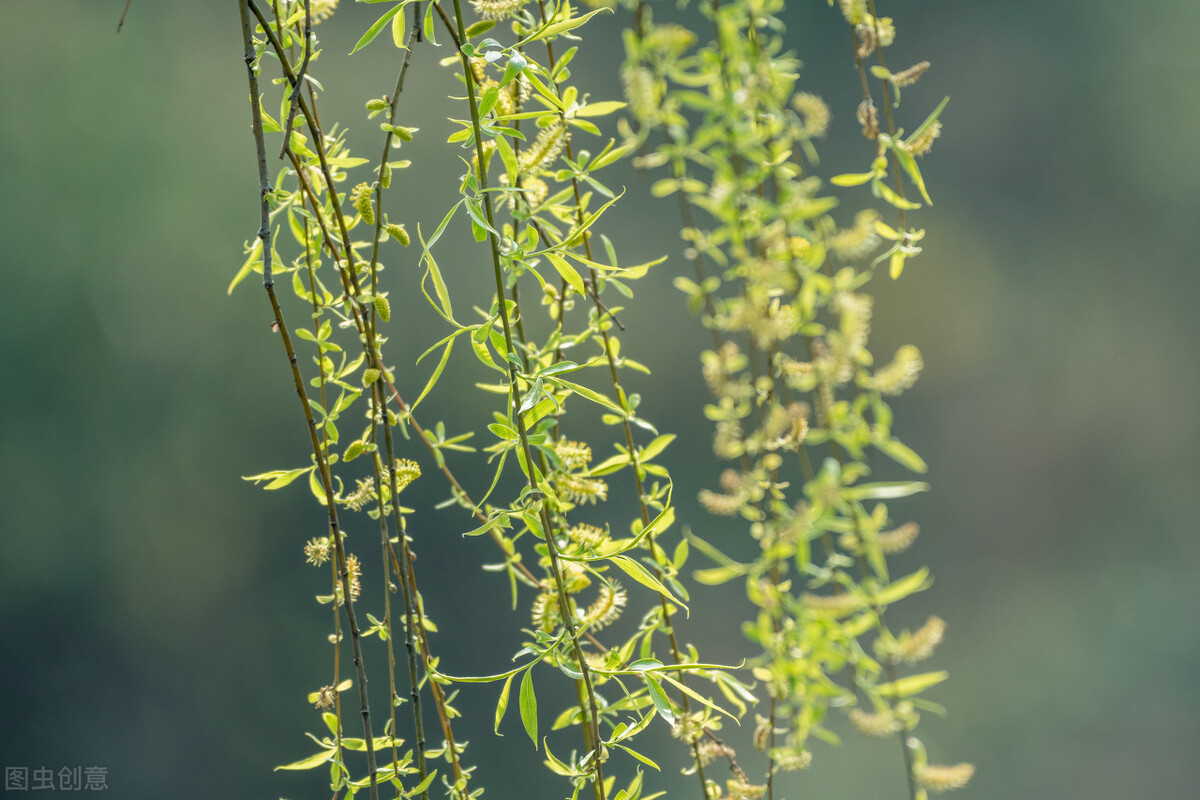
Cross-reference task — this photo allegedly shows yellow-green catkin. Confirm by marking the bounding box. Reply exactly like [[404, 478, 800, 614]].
[[384, 221, 410, 246], [915, 763, 976, 793], [350, 182, 374, 224]]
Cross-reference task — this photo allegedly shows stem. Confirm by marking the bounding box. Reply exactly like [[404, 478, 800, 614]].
[[361, 20, 453, 797], [299, 191, 351, 776]]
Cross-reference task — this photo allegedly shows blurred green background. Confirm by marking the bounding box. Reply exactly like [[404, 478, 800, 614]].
[[2, 1, 1197, 798]]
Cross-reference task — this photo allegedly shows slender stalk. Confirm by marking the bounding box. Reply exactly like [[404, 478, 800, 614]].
[[358, 20, 451, 797], [298, 190, 353, 775]]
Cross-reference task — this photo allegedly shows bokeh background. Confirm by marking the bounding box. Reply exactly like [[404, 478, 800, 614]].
[[2, 1, 1197, 798]]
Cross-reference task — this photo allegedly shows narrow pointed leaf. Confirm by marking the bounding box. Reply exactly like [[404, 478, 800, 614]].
[[519, 668, 539, 747]]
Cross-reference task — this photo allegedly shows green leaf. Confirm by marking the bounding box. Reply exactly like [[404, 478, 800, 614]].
[[876, 436, 928, 473], [259, 102, 281, 134], [659, 673, 738, 721], [243, 466, 312, 490], [541, 740, 579, 777], [575, 100, 626, 118], [399, 772, 436, 798], [488, 421, 518, 440], [523, 70, 565, 111], [463, 511, 510, 538], [521, 396, 559, 430], [228, 239, 262, 295], [478, 85, 500, 118], [589, 139, 634, 171], [845, 481, 930, 500], [692, 564, 747, 585], [643, 674, 675, 725], [873, 568, 933, 605], [350, 4, 405, 54], [589, 452, 631, 477], [614, 743, 661, 772], [545, 252, 586, 295], [639, 434, 675, 463], [551, 378, 623, 415], [650, 179, 678, 198], [561, 191, 623, 248], [876, 670, 949, 699], [830, 171, 875, 187], [520, 6, 610, 45], [410, 337, 454, 413], [890, 143, 932, 205], [275, 748, 336, 771], [392, 4, 406, 47], [422, 199, 463, 253], [495, 133, 519, 185], [494, 673, 514, 734], [519, 668, 538, 747], [537, 360, 581, 378], [420, 246, 458, 324], [423, 0, 437, 44], [308, 465, 328, 506], [610, 555, 688, 612], [907, 96, 950, 148], [325, 156, 370, 169], [499, 51, 527, 88], [875, 178, 922, 210]]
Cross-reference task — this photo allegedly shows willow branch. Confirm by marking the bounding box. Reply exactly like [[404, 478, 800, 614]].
[[237, 5, 379, 797], [440, 2, 608, 795]]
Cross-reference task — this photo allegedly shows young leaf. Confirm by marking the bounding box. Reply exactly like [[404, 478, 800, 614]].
[[227, 239, 262, 295], [638, 433, 675, 463], [403, 771, 438, 798], [610, 555, 688, 612], [274, 748, 336, 771], [876, 670, 949, 699], [519, 6, 610, 46], [410, 338, 454, 413], [613, 743, 661, 772], [545, 252, 586, 295], [350, 4, 405, 55], [494, 673, 514, 734], [574, 100, 627, 118], [243, 466, 313, 490], [519, 668, 539, 747], [642, 674, 675, 725], [551, 378, 623, 415], [830, 171, 875, 187]]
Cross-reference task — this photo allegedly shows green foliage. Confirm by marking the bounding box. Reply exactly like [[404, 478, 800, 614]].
[[226, 1, 971, 799]]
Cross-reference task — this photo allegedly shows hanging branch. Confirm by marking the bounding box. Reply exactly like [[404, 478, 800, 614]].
[[237, 5, 381, 799]]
